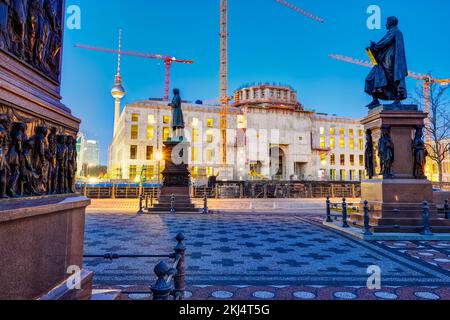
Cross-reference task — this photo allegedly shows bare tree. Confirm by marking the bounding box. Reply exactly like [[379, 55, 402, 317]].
[[410, 83, 450, 183]]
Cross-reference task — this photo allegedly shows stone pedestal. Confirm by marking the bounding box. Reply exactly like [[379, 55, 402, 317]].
[[350, 106, 450, 233], [0, 196, 92, 300], [149, 138, 201, 214]]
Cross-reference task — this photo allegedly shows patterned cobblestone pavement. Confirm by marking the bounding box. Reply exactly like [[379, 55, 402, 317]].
[[84, 211, 450, 300]]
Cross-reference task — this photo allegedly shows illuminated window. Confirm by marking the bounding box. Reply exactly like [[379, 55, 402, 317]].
[[146, 146, 154, 161], [330, 137, 335, 149], [349, 138, 355, 150], [340, 154, 345, 166], [330, 127, 336, 135], [144, 166, 155, 180], [359, 170, 365, 180], [320, 127, 325, 135], [359, 155, 364, 166], [359, 129, 364, 137], [131, 125, 138, 140], [339, 128, 345, 136], [147, 126, 154, 140], [131, 114, 139, 122], [192, 117, 199, 127], [359, 138, 364, 151], [320, 136, 326, 148], [350, 170, 356, 181], [330, 169, 337, 180], [192, 147, 198, 162], [320, 152, 327, 165], [340, 169, 346, 181], [330, 154, 336, 166], [129, 165, 137, 180], [163, 115, 170, 124], [339, 138, 345, 149], [130, 145, 137, 160], [192, 129, 199, 143], [349, 129, 354, 136], [350, 154, 355, 166], [206, 131, 213, 143], [207, 119, 214, 128], [163, 127, 170, 141], [206, 167, 214, 177], [237, 115, 246, 129], [148, 114, 155, 124], [206, 149, 214, 162]]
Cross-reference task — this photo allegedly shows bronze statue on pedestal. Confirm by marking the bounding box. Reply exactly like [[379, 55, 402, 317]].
[[55, 134, 67, 194], [0, 116, 8, 198], [364, 129, 375, 179], [66, 135, 76, 193]]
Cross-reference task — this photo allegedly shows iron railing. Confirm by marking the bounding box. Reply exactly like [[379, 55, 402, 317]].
[[84, 233, 186, 300]]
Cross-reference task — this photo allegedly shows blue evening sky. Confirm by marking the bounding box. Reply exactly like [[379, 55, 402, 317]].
[[61, 0, 450, 164]]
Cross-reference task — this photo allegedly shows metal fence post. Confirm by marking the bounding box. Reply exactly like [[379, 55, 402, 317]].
[[145, 194, 149, 210], [421, 201, 434, 236], [363, 200, 373, 236], [342, 198, 350, 228], [151, 261, 172, 300], [170, 194, 176, 214], [445, 200, 450, 220], [173, 233, 186, 300], [151, 191, 154, 207], [326, 196, 332, 223], [203, 193, 209, 214], [137, 194, 144, 215]]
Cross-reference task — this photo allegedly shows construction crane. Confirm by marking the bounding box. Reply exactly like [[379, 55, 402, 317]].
[[329, 53, 450, 141], [220, 0, 229, 169], [274, 0, 325, 23], [75, 39, 194, 101]]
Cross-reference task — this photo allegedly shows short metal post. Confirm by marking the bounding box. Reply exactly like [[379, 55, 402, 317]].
[[151, 261, 172, 300], [421, 201, 434, 236], [326, 196, 333, 223], [170, 194, 176, 214], [137, 194, 144, 215], [203, 193, 209, 214], [151, 190, 154, 207], [173, 233, 186, 300], [363, 200, 373, 236], [445, 200, 450, 220], [342, 198, 350, 228], [145, 194, 149, 210]]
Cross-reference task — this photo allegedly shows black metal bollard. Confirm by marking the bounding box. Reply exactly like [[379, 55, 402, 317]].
[[173, 233, 186, 300], [342, 198, 350, 228], [170, 194, 176, 214], [363, 200, 373, 236], [421, 201, 434, 236], [445, 200, 450, 220], [326, 196, 333, 223], [137, 194, 144, 215], [151, 261, 173, 300], [203, 193, 209, 214]]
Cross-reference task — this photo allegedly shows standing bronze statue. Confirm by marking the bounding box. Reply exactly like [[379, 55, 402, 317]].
[[365, 16, 408, 109], [46, 126, 56, 194], [0, 116, 8, 198], [7, 122, 25, 197], [364, 129, 375, 179], [32, 125, 48, 193], [55, 134, 67, 194], [66, 135, 76, 193], [21, 138, 41, 196], [9, 0, 28, 58], [168, 88, 185, 139], [378, 126, 395, 178], [412, 126, 428, 179]]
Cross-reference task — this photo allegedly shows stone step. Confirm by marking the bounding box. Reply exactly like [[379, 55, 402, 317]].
[[90, 290, 124, 300]]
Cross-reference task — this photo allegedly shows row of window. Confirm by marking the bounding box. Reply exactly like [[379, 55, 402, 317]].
[[319, 127, 364, 137], [320, 153, 364, 167], [329, 169, 366, 181], [131, 113, 216, 128], [128, 165, 215, 180], [320, 136, 364, 151]]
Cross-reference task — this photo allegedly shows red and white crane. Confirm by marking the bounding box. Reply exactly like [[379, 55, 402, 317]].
[[75, 41, 194, 101]]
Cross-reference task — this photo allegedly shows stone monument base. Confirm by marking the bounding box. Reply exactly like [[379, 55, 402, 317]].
[[149, 138, 201, 214], [0, 195, 92, 300], [350, 106, 450, 233]]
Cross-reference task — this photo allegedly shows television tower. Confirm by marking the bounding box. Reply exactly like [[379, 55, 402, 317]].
[[111, 29, 126, 137]]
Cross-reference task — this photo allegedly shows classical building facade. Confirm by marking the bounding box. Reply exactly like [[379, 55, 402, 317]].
[[108, 84, 365, 183]]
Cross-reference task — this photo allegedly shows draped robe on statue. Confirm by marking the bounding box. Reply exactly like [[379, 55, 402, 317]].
[[365, 26, 408, 102]]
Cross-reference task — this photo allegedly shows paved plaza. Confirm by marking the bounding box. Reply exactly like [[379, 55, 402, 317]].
[[85, 200, 450, 300]]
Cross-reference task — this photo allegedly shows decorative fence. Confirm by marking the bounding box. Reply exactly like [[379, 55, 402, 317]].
[[326, 198, 450, 235], [76, 183, 160, 199], [84, 233, 186, 300]]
